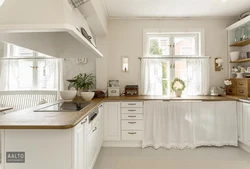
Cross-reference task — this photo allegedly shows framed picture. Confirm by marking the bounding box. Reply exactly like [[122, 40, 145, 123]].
[[108, 80, 120, 87]]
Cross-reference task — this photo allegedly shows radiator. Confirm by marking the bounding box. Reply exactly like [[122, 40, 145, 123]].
[[0, 91, 57, 111]]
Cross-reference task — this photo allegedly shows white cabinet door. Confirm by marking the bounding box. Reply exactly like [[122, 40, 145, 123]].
[[73, 117, 88, 169], [104, 102, 121, 141], [87, 123, 100, 169], [237, 102, 244, 142], [98, 104, 104, 147], [243, 103, 250, 146]]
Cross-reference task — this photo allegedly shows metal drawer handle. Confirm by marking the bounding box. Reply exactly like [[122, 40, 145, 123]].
[[81, 118, 87, 124], [128, 115, 136, 118], [128, 122, 136, 124], [128, 132, 137, 135], [239, 90, 244, 93], [239, 83, 244, 85], [92, 127, 97, 132], [128, 103, 136, 105], [229, 89, 233, 92], [128, 109, 136, 112]]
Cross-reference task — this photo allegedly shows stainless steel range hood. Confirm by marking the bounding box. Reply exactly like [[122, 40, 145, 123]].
[[0, 0, 103, 58]]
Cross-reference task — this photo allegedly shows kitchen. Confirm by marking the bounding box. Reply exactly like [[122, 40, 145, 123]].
[[0, 0, 250, 169]]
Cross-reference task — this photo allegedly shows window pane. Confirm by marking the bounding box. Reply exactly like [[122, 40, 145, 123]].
[[18, 60, 33, 89], [13, 45, 33, 57], [149, 38, 170, 56], [37, 60, 56, 90], [173, 60, 188, 95], [174, 37, 196, 56]]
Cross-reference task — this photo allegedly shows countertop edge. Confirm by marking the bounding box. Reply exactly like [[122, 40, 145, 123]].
[[0, 95, 243, 129]]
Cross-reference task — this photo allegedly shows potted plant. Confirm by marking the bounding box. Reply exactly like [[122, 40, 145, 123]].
[[171, 78, 186, 97], [72, 73, 95, 98]]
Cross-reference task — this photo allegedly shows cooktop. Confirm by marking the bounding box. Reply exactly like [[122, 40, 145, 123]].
[[34, 101, 91, 112]]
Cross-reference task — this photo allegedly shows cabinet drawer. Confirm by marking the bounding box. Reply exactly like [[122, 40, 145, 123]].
[[121, 120, 143, 130], [121, 102, 143, 108], [236, 87, 248, 96], [121, 114, 143, 120], [226, 87, 236, 95], [237, 80, 248, 88], [121, 108, 143, 114], [122, 131, 143, 141]]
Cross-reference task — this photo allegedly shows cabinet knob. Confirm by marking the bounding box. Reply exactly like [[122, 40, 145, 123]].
[[92, 127, 97, 132], [99, 105, 103, 108], [128, 132, 137, 135]]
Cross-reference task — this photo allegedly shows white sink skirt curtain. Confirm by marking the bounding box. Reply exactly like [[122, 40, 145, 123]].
[[142, 101, 238, 149]]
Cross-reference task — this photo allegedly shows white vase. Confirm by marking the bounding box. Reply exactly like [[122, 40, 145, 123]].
[[175, 90, 182, 97], [236, 72, 244, 78]]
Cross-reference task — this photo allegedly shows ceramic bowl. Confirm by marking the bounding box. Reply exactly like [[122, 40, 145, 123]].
[[230, 51, 240, 61], [81, 92, 95, 101], [60, 90, 77, 100]]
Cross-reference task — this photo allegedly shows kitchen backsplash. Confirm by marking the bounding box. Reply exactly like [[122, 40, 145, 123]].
[[63, 58, 96, 90]]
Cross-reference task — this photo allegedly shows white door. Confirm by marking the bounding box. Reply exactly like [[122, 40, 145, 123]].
[[237, 102, 244, 142], [98, 104, 104, 147], [243, 103, 250, 146], [73, 117, 88, 169], [87, 123, 99, 169], [104, 102, 121, 141]]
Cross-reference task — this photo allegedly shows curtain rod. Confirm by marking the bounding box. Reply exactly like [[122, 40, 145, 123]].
[[0, 57, 56, 60], [138, 56, 211, 60]]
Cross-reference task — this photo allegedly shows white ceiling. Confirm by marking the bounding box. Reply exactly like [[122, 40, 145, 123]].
[[102, 0, 250, 18]]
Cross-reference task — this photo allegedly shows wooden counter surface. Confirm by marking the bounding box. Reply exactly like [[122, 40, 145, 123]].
[[0, 107, 12, 112], [0, 95, 239, 129]]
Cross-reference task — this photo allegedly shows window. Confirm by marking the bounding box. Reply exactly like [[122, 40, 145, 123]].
[[1, 44, 57, 90], [141, 30, 209, 96]]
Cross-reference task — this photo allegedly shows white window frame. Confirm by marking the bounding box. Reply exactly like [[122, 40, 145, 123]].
[[143, 28, 205, 57], [142, 29, 205, 96], [4, 44, 57, 91]]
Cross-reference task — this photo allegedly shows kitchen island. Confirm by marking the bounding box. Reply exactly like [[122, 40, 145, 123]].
[[0, 96, 245, 169]]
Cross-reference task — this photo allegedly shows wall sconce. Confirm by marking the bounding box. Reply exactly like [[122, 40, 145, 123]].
[[215, 57, 223, 71], [122, 56, 129, 72]]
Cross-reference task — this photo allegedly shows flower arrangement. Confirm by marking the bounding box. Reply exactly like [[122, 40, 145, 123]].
[[171, 78, 186, 91], [171, 78, 186, 97], [221, 79, 232, 95]]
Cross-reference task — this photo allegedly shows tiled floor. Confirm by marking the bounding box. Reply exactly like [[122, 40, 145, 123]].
[[94, 147, 250, 169]]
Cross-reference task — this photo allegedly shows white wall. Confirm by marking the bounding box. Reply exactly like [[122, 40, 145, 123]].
[[63, 58, 96, 90], [98, 18, 237, 91]]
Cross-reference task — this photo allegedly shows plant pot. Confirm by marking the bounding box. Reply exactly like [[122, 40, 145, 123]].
[[175, 90, 182, 97]]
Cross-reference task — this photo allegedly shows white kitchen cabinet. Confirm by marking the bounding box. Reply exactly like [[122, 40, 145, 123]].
[[242, 103, 250, 146], [73, 117, 88, 169], [98, 104, 104, 147], [87, 123, 99, 169], [237, 102, 244, 142], [104, 102, 121, 141]]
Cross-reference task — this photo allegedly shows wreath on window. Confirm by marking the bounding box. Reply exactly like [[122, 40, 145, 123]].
[[171, 78, 186, 91]]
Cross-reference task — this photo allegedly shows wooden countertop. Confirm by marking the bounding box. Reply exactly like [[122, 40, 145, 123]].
[[0, 107, 12, 112], [0, 95, 239, 129]]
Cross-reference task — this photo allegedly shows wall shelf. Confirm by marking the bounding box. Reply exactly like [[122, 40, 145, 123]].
[[230, 38, 250, 47], [230, 58, 250, 63]]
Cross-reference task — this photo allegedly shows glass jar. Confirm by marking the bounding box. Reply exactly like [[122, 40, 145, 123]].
[[235, 27, 242, 42], [246, 21, 250, 39], [210, 87, 219, 96]]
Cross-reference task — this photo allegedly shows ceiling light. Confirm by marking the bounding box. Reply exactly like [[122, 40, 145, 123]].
[[0, 0, 5, 6]]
